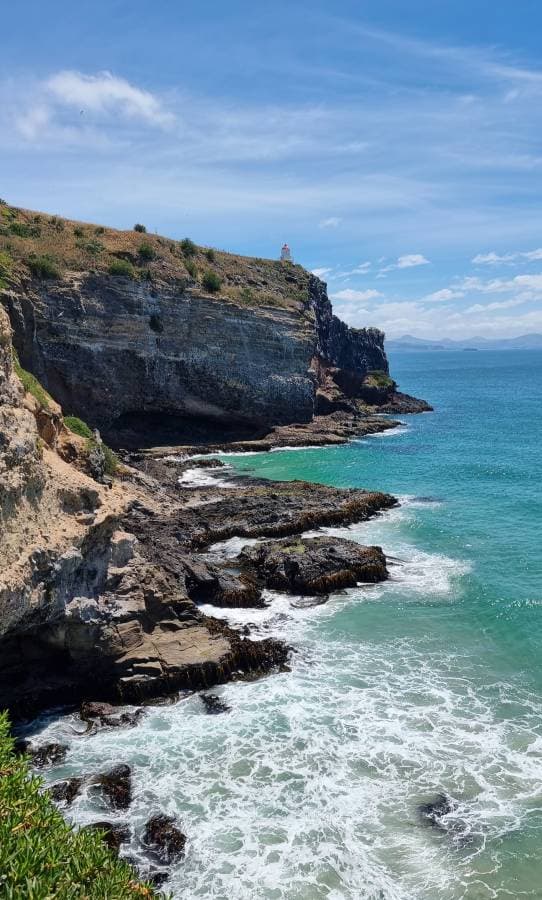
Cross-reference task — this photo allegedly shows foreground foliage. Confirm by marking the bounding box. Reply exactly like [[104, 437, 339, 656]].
[[0, 713, 157, 899]]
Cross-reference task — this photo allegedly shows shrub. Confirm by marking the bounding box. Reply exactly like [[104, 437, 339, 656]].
[[108, 259, 135, 278], [205, 248, 216, 262], [27, 255, 61, 279], [0, 712, 156, 898], [365, 370, 394, 389], [134, 223, 147, 233], [74, 226, 84, 237], [0, 197, 6, 205], [12, 353, 51, 409], [202, 271, 222, 294], [185, 260, 197, 279], [181, 237, 196, 257], [9, 222, 41, 238], [82, 239, 104, 256], [102, 443, 119, 475], [49, 216, 64, 231], [95, 226, 105, 235], [138, 242, 156, 261]]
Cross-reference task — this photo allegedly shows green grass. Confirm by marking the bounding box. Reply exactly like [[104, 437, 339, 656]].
[[365, 370, 394, 389], [108, 259, 135, 278], [9, 222, 41, 238], [63, 415, 94, 440], [12, 354, 51, 409], [0, 712, 158, 899], [64, 415, 119, 476], [180, 238, 196, 257], [0, 250, 12, 288], [184, 260, 197, 279]]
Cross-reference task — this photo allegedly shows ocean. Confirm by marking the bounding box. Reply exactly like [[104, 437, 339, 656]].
[[32, 350, 542, 899]]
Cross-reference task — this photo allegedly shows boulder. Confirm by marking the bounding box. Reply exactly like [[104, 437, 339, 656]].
[[200, 693, 231, 714], [94, 764, 132, 810], [84, 821, 131, 855], [143, 814, 186, 864], [49, 777, 84, 805]]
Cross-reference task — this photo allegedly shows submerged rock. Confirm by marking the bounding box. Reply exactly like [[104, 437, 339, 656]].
[[200, 693, 231, 714], [143, 814, 186, 864], [23, 742, 68, 768], [49, 777, 84, 806], [418, 793, 457, 829], [94, 764, 132, 810], [240, 536, 388, 596]]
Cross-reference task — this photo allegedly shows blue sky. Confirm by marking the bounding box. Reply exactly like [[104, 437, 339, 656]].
[[3, 0, 542, 339]]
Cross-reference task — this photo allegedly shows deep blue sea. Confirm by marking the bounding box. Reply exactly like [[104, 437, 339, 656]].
[[35, 350, 542, 899]]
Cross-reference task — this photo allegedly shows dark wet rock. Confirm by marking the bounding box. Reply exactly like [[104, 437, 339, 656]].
[[240, 536, 388, 596], [49, 777, 84, 805], [80, 701, 144, 729], [84, 821, 131, 855], [200, 693, 231, 714], [143, 814, 186, 864], [27, 742, 68, 768], [147, 868, 170, 887], [419, 793, 457, 828], [94, 764, 132, 810]]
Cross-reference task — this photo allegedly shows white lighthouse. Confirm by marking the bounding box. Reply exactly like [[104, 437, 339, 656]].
[[280, 243, 292, 263]]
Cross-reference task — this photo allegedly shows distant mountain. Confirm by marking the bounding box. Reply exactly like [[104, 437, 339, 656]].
[[387, 334, 542, 351]]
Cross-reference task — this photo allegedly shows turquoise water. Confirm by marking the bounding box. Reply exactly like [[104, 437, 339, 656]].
[[34, 351, 542, 899]]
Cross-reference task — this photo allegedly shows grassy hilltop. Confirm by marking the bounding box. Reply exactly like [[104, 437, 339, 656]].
[[0, 201, 309, 312]]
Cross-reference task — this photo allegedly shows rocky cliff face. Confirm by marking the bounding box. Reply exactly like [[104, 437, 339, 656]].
[[0, 206, 404, 446]]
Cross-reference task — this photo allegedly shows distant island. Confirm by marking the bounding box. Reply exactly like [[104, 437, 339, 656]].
[[387, 333, 542, 352]]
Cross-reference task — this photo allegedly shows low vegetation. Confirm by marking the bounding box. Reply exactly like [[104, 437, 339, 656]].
[[0, 712, 156, 899], [108, 259, 135, 278], [0, 249, 12, 288], [180, 238, 196, 257], [202, 271, 222, 293], [12, 353, 52, 409], [365, 370, 394, 389], [27, 255, 60, 280], [138, 242, 156, 262], [133, 223, 147, 233], [64, 415, 119, 475]]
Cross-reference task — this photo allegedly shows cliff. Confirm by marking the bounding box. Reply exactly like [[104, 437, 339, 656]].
[[0, 204, 422, 447]]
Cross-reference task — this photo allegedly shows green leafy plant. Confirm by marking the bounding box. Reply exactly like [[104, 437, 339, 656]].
[[27, 255, 61, 279], [82, 240, 104, 256], [133, 223, 147, 233], [108, 259, 135, 278], [202, 271, 221, 293], [205, 248, 216, 262], [138, 242, 156, 262], [365, 370, 394, 389], [74, 226, 84, 237], [0, 712, 157, 899], [181, 237, 197, 257]]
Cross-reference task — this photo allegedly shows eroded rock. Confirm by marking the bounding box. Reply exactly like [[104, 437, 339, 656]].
[[94, 764, 132, 810], [84, 821, 131, 855], [200, 693, 231, 714], [143, 814, 186, 864], [240, 536, 388, 595]]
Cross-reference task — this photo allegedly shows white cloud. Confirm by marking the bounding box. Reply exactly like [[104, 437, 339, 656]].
[[465, 298, 527, 313], [319, 217, 342, 229], [331, 288, 382, 302], [380, 254, 430, 273], [311, 267, 332, 278], [16, 105, 51, 140], [46, 70, 174, 127], [397, 254, 430, 269], [473, 248, 542, 265], [423, 288, 464, 303]]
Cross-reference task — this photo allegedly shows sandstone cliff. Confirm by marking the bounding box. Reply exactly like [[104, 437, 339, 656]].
[[0, 205, 423, 447]]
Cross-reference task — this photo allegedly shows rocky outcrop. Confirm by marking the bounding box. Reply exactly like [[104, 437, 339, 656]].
[[0, 209, 428, 446], [239, 537, 388, 596]]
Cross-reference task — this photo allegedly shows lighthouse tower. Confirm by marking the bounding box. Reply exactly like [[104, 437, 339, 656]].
[[280, 243, 292, 263]]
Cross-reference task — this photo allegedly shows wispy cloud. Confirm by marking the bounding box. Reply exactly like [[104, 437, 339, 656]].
[[472, 248, 542, 265], [331, 288, 382, 302], [311, 267, 332, 278], [380, 254, 430, 274], [318, 217, 342, 229]]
